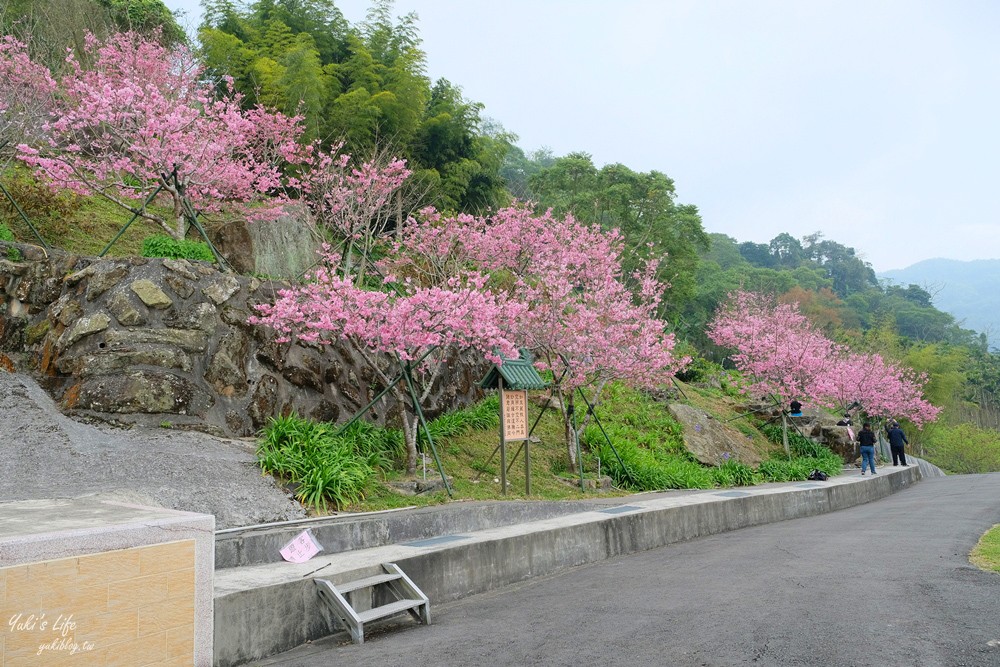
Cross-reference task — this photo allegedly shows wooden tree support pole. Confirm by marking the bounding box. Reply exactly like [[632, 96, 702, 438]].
[[498, 377, 507, 496]]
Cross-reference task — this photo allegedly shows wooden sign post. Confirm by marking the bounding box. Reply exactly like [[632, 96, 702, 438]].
[[479, 349, 547, 496]]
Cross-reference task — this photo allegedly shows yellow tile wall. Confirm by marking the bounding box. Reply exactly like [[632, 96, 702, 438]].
[[1, 540, 196, 666]]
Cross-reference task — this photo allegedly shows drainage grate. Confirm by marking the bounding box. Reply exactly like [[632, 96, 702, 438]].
[[401, 535, 469, 548], [715, 491, 751, 498], [597, 505, 642, 514]]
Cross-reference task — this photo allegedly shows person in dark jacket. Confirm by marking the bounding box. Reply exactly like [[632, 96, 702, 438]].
[[857, 423, 877, 475], [887, 421, 909, 466]]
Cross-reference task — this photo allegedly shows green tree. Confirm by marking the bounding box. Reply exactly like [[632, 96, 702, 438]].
[[527, 153, 709, 312], [802, 233, 878, 297], [197, 0, 508, 214]]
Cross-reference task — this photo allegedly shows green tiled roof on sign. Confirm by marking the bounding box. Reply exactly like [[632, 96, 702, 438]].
[[479, 349, 548, 391]]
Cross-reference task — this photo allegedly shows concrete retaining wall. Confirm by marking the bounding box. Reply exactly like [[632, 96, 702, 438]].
[[215, 500, 606, 569]]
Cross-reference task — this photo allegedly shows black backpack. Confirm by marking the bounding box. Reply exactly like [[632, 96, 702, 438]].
[[807, 469, 829, 481]]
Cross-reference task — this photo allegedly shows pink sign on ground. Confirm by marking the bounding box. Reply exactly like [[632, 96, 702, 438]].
[[279, 529, 324, 563]]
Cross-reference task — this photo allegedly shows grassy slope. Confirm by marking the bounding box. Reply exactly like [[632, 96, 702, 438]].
[[339, 386, 782, 514], [0, 165, 237, 256], [970, 524, 1000, 573]]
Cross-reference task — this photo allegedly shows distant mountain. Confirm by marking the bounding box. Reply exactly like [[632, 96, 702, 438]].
[[879, 258, 1000, 344]]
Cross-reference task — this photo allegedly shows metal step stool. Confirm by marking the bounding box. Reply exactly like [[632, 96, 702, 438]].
[[315, 563, 431, 645]]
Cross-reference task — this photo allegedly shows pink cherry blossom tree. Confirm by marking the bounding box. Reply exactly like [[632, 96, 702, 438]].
[[16, 32, 308, 241], [816, 349, 940, 427], [709, 290, 941, 431], [707, 290, 837, 406], [381, 205, 689, 471], [297, 145, 412, 281], [0, 36, 56, 168], [253, 254, 522, 474]]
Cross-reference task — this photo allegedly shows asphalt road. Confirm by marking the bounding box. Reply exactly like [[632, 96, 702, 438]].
[[262, 473, 1000, 667]]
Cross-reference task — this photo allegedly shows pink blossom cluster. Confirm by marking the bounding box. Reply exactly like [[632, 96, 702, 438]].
[[815, 350, 941, 426], [0, 36, 56, 161], [297, 146, 411, 241], [255, 192, 687, 394], [707, 290, 837, 402], [15, 32, 308, 238], [708, 290, 940, 426], [253, 268, 522, 364]]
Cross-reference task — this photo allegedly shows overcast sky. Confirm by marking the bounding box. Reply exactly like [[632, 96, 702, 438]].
[[163, 0, 1000, 272]]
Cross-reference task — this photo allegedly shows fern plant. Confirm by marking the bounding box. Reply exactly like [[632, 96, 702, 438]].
[[141, 234, 215, 262]]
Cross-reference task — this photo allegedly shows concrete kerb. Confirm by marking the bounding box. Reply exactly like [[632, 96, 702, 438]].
[[213, 464, 924, 666]]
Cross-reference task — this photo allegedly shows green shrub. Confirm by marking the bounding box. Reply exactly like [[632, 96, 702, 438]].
[[141, 234, 215, 262], [0, 222, 13, 242], [675, 354, 729, 386], [6, 246, 21, 261], [258, 413, 385, 511], [921, 423, 1000, 474], [712, 457, 760, 487], [596, 438, 715, 491], [0, 166, 81, 222]]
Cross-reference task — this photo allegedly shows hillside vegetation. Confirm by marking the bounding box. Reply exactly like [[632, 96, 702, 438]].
[[257, 381, 842, 514]]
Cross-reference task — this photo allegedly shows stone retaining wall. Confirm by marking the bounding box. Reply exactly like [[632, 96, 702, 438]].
[[0, 241, 483, 437]]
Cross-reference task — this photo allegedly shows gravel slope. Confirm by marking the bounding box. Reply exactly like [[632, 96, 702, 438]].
[[0, 371, 306, 529]]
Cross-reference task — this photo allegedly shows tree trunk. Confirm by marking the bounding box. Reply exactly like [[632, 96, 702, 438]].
[[402, 408, 418, 475], [168, 190, 186, 241]]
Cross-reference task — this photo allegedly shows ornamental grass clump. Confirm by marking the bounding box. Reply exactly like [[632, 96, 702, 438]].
[[596, 439, 714, 491], [712, 456, 759, 487], [258, 413, 389, 511]]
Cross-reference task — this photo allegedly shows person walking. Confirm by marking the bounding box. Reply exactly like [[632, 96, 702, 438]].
[[887, 421, 909, 466], [858, 423, 877, 475]]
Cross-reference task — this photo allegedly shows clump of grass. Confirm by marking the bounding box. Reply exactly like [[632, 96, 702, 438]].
[[970, 524, 1000, 573], [711, 456, 759, 486], [420, 395, 499, 446], [756, 450, 841, 482], [336, 419, 404, 471], [596, 438, 715, 491], [258, 413, 396, 511]]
